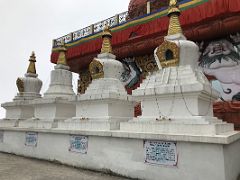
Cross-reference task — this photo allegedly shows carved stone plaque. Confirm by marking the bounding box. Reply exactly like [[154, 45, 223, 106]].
[[69, 135, 88, 154], [25, 132, 38, 147], [144, 140, 177, 166]]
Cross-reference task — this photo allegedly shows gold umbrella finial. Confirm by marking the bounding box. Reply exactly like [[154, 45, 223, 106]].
[[169, 0, 177, 7], [100, 25, 113, 54], [57, 42, 68, 65], [27, 51, 37, 74], [167, 0, 183, 36]]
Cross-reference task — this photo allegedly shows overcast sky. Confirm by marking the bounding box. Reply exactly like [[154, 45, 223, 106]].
[[0, 0, 130, 118]]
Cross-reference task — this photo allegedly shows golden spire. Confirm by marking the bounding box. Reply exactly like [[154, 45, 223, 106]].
[[100, 25, 113, 54], [27, 51, 37, 74], [57, 43, 67, 65], [167, 0, 183, 36]]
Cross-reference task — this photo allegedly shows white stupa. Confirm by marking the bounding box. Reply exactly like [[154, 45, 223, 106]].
[[58, 26, 135, 130], [1, 52, 42, 126], [44, 45, 75, 99], [14, 52, 42, 101], [19, 45, 76, 128], [121, 0, 234, 135]]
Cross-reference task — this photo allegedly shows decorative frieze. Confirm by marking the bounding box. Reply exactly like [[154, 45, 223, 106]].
[[135, 54, 158, 78]]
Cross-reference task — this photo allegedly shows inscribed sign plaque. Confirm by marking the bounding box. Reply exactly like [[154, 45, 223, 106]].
[[144, 140, 177, 166], [25, 132, 38, 147], [69, 135, 88, 154]]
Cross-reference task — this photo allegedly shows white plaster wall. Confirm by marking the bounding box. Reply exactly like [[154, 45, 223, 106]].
[[108, 102, 134, 117], [34, 104, 57, 120], [5, 106, 34, 119], [0, 130, 236, 180], [76, 102, 109, 118], [76, 100, 134, 119], [34, 103, 75, 120], [178, 40, 200, 69], [55, 104, 76, 119], [141, 95, 213, 118], [223, 139, 240, 180]]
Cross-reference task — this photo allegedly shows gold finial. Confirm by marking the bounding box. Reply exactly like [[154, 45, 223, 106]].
[[169, 0, 177, 7], [100, 25, 113, 54], [56, 42, 67, 65], [167, 0, 183, 36], [27, 51, 37, 74]]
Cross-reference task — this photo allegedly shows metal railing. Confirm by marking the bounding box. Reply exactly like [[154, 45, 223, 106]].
[[53, 11, 129, 48], [52, 0, 184, 48]]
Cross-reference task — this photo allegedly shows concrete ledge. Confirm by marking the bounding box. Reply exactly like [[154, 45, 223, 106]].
[[0, 127, 239, 145], [0, 129, 240, 180]]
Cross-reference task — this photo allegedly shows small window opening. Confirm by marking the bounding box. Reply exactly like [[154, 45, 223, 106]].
[[165, 49, 174, 60]]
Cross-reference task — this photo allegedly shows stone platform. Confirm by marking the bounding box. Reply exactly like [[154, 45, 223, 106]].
[[0, 127, 239, 180]]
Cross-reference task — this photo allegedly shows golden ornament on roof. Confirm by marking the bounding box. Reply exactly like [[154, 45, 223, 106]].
[[27, 51, 37, 74], [169, 0, 177, 7], [156, 40, 180, 68], [56, 43, 68, 65], [167, 0, 182, 35], [89, 58, 104, 79], [101, 25, 113, 54], [16, 78, 24, 93]]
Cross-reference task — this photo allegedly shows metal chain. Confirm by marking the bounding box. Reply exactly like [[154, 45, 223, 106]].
[[153, 67, 177, 121], [153, 72, 165, 120], [141, 72, 153, 116], [178, 69, 213, 116]]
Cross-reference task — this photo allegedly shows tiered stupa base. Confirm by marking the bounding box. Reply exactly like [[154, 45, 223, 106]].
[[15, 63, 76, 129], [0, 100, 34, 128], [121, 65, 236, 136], [59, 78, 135, 131], [18, 98, 76, 129]]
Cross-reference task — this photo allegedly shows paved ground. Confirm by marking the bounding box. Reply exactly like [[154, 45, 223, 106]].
[[0, 153, 130, 180]]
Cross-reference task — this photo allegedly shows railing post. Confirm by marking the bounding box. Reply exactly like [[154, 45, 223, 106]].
[[70, 33, 73, 42], [147, 1, 151, 14], [52, 39, 56, 48], [90, 24, 94, 35], [61, 38, 65, 45], [53, 10, 130, 44], [115, 14, 120, 25]]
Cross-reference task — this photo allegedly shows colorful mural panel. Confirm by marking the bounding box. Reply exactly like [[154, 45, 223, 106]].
[[121, 57, 141, 88], [199, 32, 240, 101]]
